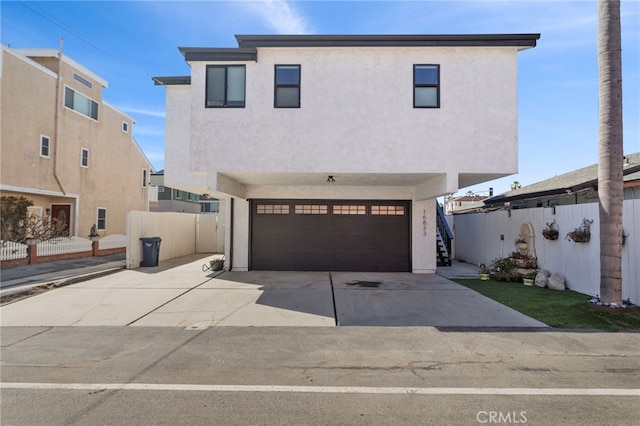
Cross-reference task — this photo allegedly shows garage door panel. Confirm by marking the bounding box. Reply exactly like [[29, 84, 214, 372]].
[[251, 200, 410, 271]]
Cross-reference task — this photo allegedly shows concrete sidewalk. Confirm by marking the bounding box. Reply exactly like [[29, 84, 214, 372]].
[[0, 254, 547, 328]]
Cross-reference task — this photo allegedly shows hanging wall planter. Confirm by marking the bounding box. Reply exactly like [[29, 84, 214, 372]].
[[542, 220, 559, 240], [566, 218, 593, 243]]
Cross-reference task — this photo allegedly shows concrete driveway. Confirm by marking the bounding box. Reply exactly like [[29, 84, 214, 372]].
[[0, 254, 546, 328]]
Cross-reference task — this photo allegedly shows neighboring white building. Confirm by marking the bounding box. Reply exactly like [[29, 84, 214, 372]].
[[154, 34, 539, 272]]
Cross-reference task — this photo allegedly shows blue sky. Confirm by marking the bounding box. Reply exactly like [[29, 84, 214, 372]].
[[2, 0, 639, 196]]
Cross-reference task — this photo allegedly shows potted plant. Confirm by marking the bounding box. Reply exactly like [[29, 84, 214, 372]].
[[566, 218, 593, 243], [479, 267, 490, 281], [542, 220, 559, 240], [522, 271, 537, 286]]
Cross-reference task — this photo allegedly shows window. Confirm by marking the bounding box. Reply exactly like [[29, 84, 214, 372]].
[[122, 121, 129, 133], [256, 204, 290, 215], [371, 205, 405, 216], [158, 186, 165, 193], [65, 87, 99, 120], [295, 204, 327, 215], [206, 65, 245, 107], [40, 135, 50, 158], [274, 65, 300, 108], [414, 64, 440, 108], [73, 72, 93, 89], [333, 205, 366, 215], [97, 208, 107, 231], [175, 190, 182, 199], [142, 169, 147, 187], [81, 148, 89, 168]]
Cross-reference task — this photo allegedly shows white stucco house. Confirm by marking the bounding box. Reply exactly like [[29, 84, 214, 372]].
[[153, 34, 539, 273]]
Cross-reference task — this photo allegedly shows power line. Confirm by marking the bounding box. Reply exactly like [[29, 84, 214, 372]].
[[17, 1, 116, 59]]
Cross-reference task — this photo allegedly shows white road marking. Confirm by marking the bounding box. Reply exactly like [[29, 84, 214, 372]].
[[2, 383, 639, 396]]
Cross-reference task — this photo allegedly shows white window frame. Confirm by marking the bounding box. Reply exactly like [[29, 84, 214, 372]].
[[122, 121, 129, 133], [96, 207, 107, 231], [81, 148, 89, 168], [40, 135, 51, 158], [175, 190, 182, 199]]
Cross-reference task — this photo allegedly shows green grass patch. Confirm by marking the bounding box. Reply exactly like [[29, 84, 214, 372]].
[[453, 279, 640, 331]]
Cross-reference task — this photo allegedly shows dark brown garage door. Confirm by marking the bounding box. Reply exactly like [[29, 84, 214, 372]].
[[250, 200, 411, 272]]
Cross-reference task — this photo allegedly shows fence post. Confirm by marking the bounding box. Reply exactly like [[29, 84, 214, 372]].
[[27, 244, 37, 264], [92, 239, 99, 256]]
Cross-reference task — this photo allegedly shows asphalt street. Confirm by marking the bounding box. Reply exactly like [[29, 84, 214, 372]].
[[1, 326, 639, 425]]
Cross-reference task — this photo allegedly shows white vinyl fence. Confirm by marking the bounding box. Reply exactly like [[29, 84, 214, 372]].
[[451, 199, 639, 303], [98, 234, 127, 250], [127, 211, 223, 269]]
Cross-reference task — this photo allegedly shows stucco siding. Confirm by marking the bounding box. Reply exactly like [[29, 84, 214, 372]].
[[187, 47, 518, 177]]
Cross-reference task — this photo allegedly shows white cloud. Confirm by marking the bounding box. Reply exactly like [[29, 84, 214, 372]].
[[120, 106, 166, 119], [244, 0, 311, 34]]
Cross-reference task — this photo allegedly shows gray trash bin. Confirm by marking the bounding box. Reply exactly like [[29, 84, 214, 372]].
[[140, 237, 161, 267]]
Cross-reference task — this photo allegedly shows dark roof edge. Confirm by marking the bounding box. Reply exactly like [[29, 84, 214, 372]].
[[153, 76, 191, 86], [483, 163, 640, 207], [178, 47, 257, 62], [235, 34, 540, 48]]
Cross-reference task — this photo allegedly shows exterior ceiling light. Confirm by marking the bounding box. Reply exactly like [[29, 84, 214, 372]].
[[327, 175, 335, 183]]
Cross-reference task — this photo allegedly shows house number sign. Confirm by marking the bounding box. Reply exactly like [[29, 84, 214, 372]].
[[422, 209, 427, 236]]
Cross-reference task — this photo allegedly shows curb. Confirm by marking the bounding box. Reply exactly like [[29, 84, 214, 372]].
[[0, 267, 124, 305]]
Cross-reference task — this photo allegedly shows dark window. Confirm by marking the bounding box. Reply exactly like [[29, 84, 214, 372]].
[[142, 169, 147, 187], [64, 87, 99, 119], [175, 190, 182, 199], [97, 208, 107, 230], [122, 121, 128, 133], [81, 148, 89, 167], [206, 65, 245, 107], [414, 64, 440, 108], [274, 65, 300, 108], [40, 136, 50, 157]]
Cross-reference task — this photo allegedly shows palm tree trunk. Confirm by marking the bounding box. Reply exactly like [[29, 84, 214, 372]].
[[597, 0, 624, 304]]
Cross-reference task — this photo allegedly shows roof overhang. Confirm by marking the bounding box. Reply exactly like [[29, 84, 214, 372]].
[[152, 76, 191, 86], [178, 47, 257, 62], [235, 34, 540, 50]]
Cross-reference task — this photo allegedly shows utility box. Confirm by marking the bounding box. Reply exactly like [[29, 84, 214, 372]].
[[140, 237, 161, 267]]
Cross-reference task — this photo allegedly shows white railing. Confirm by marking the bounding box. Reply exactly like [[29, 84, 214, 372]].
[[0, 241, 28, 261], [37, 236, 92, 257], [98, 234, 126, 250]]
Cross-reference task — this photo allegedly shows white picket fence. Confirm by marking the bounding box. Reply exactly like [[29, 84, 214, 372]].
[[37, 236, 92, 257], [1, 241, 28, 260], [1, 235, 127, 262]]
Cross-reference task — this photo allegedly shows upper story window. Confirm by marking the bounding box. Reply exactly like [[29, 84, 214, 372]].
[[122, 121, 129, 133], [81, 148, 89, 168], [274, 65, 300, 108], [40, 135, 50, 158], [175, 189, 182, 199], [206, 65, 245, 108], [414, 64, 440, 108], [142, 169, 147, 187], [65, 87, 99, 120]]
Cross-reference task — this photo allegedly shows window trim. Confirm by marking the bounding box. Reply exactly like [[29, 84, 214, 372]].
[[96, 207, 107, 231], [40, 135, 51, 158], [413, 64, 440, 108], [122, 121, 129, 133], [80, 148, 89, 168], [205, 65, 246, 108], [142, 169, 147, 188], [64, 86, 99, 120], [274, 64, 301, 108], [175, 189, 182, 199]]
